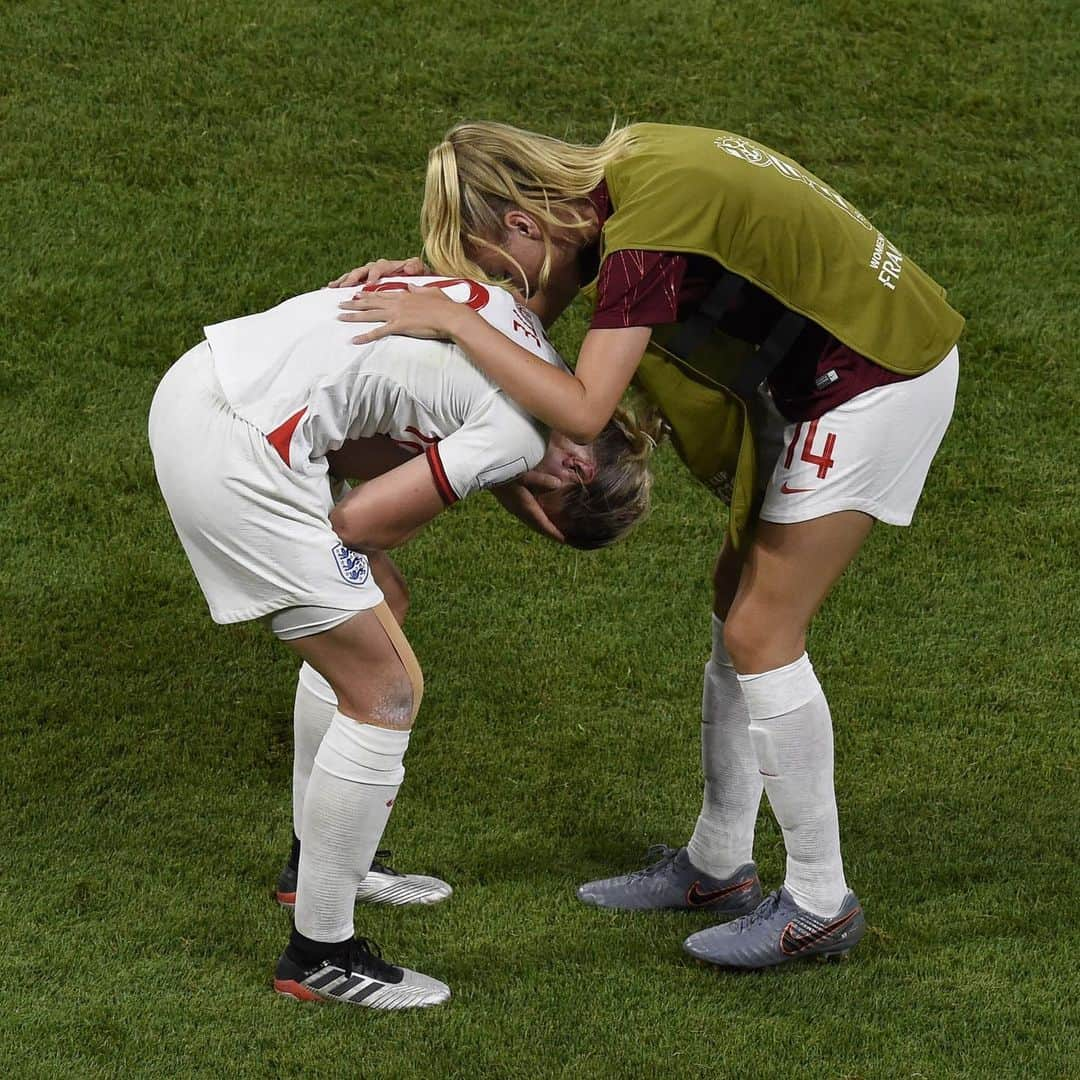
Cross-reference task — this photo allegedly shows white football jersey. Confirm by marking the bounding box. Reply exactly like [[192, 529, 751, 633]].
[[204, 277, 564, 503]]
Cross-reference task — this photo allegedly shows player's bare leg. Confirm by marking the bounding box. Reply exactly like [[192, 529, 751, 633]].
[[686, 511, 873, 967], [278, 554, 451, 909], [723, 511, 874, 673], [272, 606, 450, 1009]]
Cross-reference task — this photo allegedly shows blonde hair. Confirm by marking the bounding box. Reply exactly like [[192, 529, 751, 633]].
[[421, 120, 637, 293], [557, 406, 665, 550]]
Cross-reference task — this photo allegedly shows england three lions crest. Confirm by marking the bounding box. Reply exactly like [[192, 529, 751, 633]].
[[332, 543, 370, 586]]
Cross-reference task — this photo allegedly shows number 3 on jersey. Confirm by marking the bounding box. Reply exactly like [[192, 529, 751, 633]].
[[784, 419, 837, 479]]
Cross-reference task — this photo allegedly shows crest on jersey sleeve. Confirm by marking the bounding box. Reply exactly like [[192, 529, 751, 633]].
[[332, 543, 371, 586]]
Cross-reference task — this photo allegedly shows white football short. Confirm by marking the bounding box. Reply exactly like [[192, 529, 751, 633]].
[[148, 341, 384, 624], [758, 346, 959, 526]]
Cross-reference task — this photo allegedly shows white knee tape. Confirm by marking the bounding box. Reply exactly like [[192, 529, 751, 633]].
[[314, 710, 410, 786], [737, 653, 820, 719]]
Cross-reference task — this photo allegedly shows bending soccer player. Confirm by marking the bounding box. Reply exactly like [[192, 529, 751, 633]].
[[149, 277, 656, 1009], [332, 120, 962, 969]]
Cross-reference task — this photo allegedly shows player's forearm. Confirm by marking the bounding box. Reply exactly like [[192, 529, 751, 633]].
[[446, 308, 615, 443], [329, 512, 417, 553], [328, 456, 446, 551]]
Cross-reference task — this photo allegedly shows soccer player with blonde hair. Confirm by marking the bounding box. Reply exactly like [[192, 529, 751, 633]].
[[332, 119, 962, 969], [149, 277, 655, 1009]]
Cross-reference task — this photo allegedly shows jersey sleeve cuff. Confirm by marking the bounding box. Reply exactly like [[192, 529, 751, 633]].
[[425, 444, 459, 506], [588, 311, 678, 330]]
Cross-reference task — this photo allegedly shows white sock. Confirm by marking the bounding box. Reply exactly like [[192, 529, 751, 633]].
[[295, 710, 410, 943], [292, 663, 337, 838], [687, 615, 763, 878], [741, 653, 849, 917]]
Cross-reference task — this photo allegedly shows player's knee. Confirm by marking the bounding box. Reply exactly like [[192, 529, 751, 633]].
[[723, 608, 805, 675], [376, 648, 424, 730], [367, 600, 424, 724], [374, 666, 416, 730], [336, 663, 416, 730], [721, 614, 753, 671]]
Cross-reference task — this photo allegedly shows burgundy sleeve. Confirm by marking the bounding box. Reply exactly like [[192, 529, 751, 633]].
[[590, 250, 689, 330]]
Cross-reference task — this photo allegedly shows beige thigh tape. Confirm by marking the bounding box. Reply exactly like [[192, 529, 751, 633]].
[[371, 602, 424, 719]]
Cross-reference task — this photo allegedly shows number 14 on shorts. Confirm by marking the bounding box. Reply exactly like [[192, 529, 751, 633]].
[[784, 420, 837, 480]]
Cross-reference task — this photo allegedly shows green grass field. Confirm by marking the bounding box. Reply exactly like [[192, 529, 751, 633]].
[[2, 0, 1077, 1076]]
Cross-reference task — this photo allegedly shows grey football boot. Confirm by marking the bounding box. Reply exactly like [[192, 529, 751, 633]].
[[683, 886, 865, 968], [274, 937, 450, 1010], [576, 845, 762, 914]]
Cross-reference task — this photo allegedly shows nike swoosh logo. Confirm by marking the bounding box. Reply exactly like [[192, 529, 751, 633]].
[[780, 482, 814, 494], [685, 877, 755, 907], [779, 908, 860, 955]]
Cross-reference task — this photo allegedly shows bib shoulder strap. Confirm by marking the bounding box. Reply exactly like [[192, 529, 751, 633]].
[[730, 308, 806, 399], [667, 271, 745, 361], [667, 270, 807, 401]]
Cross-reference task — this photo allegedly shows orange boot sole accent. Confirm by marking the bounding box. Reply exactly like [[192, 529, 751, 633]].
[[273, 978, 323, 1002]]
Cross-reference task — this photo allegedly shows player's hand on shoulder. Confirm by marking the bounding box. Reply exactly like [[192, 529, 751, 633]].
[[338, 283, 465, 345], [328, 256, 429, 288]]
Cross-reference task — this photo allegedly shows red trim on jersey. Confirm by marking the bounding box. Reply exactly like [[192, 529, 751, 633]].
[[425, 444, 457, 506], [390, 427, 439, 457], [361, 278, 490, 312], [266, 407, 308, 467], [427, 279, 491, 311]]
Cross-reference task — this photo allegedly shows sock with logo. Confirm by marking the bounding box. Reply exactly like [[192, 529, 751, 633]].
[[291, 663, 338, 839], [294, 710, 410, 943], [741, 653, 849, 917], [686, 615, 764, 879]]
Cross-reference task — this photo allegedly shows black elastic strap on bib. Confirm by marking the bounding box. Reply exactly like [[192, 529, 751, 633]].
[[666, 271, 746, 361], [666, 270, 808, 401], [729, 307, 807, 399]]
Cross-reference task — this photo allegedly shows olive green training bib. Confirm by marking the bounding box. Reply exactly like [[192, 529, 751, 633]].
[[590, 123, 964, 549]]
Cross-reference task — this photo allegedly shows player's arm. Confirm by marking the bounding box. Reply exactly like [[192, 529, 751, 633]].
[[338, 286, 651, 443], [445, 319, 650, 442], [328, 453, 448, 552]]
